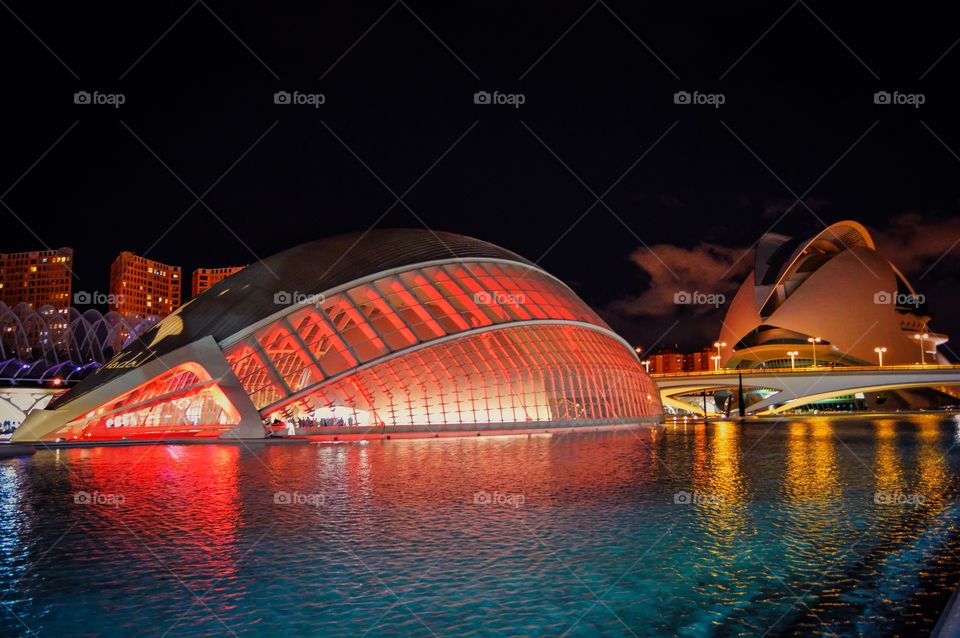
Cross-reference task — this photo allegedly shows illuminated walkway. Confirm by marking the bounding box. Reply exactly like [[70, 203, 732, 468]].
[[652, 365, 960, 415]]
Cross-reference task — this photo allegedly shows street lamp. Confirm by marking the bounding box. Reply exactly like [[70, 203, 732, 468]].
[[634, 346, 643, 355], [711, 355, 721, 371], [641, 359, 651, 373], [787, 350, 799, 370], [713, 340, 726, 358], [913, 333, 929, 365], [874, 346, 887, 367], [807, 337, 822, 367]]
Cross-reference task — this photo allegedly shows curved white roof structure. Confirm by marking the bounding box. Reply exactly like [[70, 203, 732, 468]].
[[718, 221, 947, 369]]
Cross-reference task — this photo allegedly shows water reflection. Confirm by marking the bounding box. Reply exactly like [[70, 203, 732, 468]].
[[916, 416, 949, 508], [874, 419, 903, 494], [1, 417, 960, 638], [784, 419, 841, 506]]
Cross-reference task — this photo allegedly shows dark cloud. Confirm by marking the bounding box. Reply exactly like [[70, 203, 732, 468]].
[[872, 212, 960, 279], [611, 242, 752, 318]]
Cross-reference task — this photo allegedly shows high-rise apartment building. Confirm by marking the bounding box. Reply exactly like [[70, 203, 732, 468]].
[[0, 247, 73, 310], [109, 252, 181, 318], [191, 266, 245, 298]]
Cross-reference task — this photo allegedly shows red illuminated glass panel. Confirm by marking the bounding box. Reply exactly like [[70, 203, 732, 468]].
[[263, 324, 659, 428], [55, 363, 241, 441], [96, 365, 204, 415], [347, 284, 418, 351], [442, 264, 510, 323], [464, 263, 533, 322], [320, 294, 389, 362], [230, 260, 630, 415], [254, 321, 323, 392], [480, 263, 548, 320], [373, 276, 447, 341], [287, 306, 357, 376], [223, 339, 286, 409], [424, 266, 493, 328], [398, 270, 470, 335]]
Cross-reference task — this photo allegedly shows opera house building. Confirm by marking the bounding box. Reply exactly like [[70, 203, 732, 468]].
[[719, 221, 948, 369], [13, 231, 661, 443]]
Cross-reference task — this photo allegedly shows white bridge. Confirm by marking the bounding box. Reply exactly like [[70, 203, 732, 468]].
[[652, 365, 960, 415]]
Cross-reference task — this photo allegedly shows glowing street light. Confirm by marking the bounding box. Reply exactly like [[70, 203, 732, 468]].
[[807, 337, 822, 367], [711, 355, 721, 371], [712, 341, 726, 369], [641, 359, 651, 373], [913, 333, 929, 365], [787, 350, 799, 369], [874, 346, 887, 367], [634, 346, 643, 355]]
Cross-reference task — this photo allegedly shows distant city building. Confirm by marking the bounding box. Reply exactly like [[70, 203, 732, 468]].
[[645, 347, 714, 373], [685, 348, 713, 372], [191, 266, 245, 297], [719, 220, 948, 368], [647, 349, 685, 374], [0, 248, 73, 310], [109, 252, 181, 318]]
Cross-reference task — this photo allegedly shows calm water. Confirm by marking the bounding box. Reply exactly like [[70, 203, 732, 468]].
[[3, 416, 960, 637]]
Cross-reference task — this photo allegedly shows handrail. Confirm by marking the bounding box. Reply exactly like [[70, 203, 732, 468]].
[[650, 364, 960, 378]]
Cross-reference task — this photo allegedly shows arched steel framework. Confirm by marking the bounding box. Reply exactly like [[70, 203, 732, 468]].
[[33, 259, 660, 441]]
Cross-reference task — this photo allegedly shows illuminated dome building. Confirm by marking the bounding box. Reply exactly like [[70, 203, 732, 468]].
[[718, 221, 948, 369], [14, 230, 661, 442]]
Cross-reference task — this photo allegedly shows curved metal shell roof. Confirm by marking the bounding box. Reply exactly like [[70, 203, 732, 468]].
[[52, 230, 537, 407]]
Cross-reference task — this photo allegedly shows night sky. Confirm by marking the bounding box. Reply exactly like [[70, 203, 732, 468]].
[[3, 2, 960, 355]]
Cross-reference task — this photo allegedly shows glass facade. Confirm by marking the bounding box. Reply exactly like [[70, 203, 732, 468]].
[[44, 259, 659, 441], [263, 324, 658, 428], [220, 261, 656, 429], [58, 363, 241, 440]]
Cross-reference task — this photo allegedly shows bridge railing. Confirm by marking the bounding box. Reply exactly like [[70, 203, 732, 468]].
[[650, 363, 960, 378]]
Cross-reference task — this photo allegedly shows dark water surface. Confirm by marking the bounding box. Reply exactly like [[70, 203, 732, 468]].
[[3, 415, 960, 637]]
